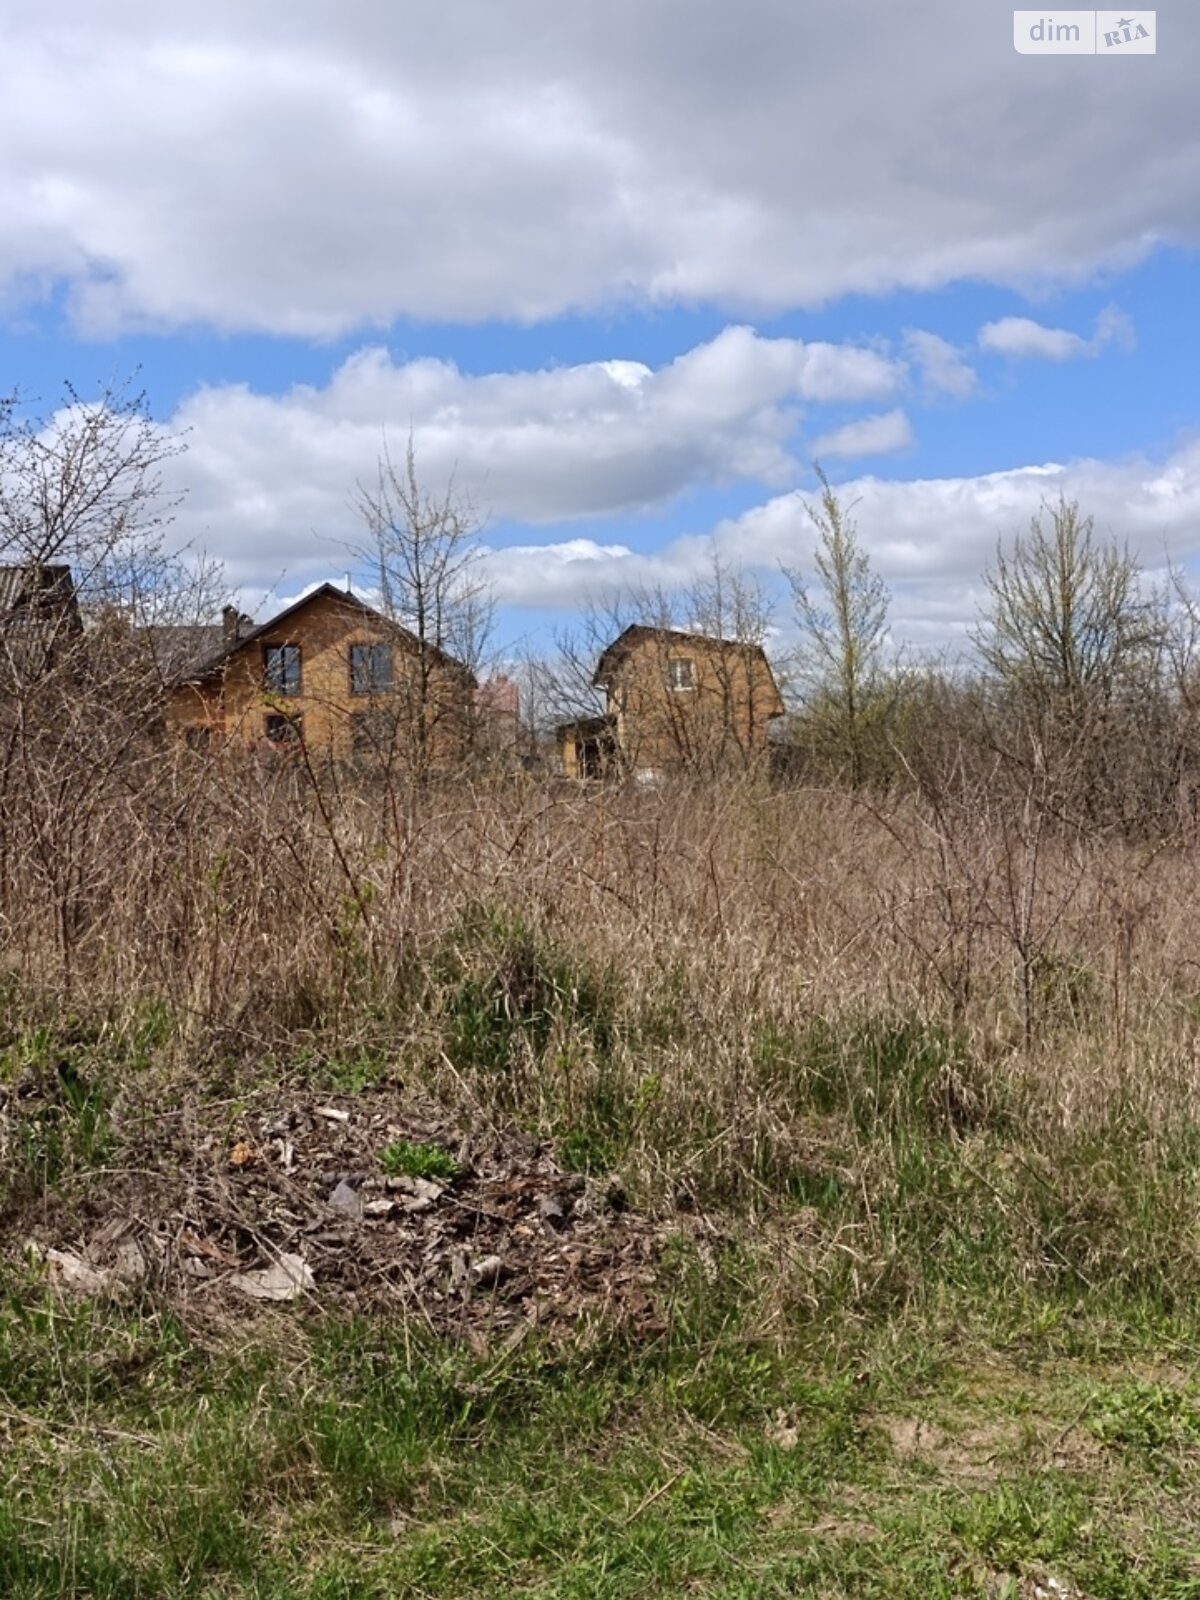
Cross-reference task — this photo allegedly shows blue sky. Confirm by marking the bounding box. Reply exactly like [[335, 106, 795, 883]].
[[0, 2, 1196, 654]]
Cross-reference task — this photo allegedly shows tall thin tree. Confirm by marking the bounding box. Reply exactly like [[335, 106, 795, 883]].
[[353, 435, 492, 773], [784, 464, 890, 785]]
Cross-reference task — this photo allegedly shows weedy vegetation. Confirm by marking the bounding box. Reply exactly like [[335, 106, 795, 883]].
[[378, 1140, 458, 1182], [4, 404, 1200, 1592], [5, 771, 1200, 1596]]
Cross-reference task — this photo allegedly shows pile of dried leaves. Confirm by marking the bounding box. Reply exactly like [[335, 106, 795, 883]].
[[2, 1074, 666, 1341]]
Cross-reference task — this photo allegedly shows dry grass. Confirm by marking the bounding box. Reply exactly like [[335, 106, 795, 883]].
[[7, 760, 1200, 1595], [5, 755, 1196, 1033], [4, 758, 1200, 1274]]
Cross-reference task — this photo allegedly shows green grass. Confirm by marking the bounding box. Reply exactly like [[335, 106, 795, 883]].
[[8, 965, 1200, 1594], [4, 1271, 1200, 1598], [378, 1139, 458, 1181]]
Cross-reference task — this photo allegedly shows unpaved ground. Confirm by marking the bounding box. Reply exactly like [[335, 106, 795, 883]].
[[1, 1068, 663, 1339]]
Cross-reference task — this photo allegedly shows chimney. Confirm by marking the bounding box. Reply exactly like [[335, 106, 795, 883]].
[[223, 604, 248, 643]]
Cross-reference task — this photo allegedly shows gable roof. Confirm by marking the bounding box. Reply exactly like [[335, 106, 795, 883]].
[[176, 583, 474, 687], [0, 563, 82, 629], [144, 624, 227, 682], [475, 673, 519, 717], [593, 624, 784, 709]]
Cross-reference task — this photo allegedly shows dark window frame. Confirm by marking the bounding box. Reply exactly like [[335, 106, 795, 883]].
[[349, 641, 394, 696], [349, 712, 372, 756], [263, 642, 302, 697], [264, 711, 303, 747], [349, 710, 385, 758]]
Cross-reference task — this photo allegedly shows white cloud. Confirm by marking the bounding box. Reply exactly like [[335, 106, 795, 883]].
[[156, 326, 1200, 643], [1094, 304, 1137, 351], [979, 318, 1090, 361], [718, 453, 1200, 582], [476, 440, 1200, 644], [482, 539, 645, 609], [810, 408, 914, 460], [711, 446, 1200, 643], [167, 327, 903, 582], [903, 330, 978, 399], [978, 305, 1135, 361], [0, 5, 1195, 331]]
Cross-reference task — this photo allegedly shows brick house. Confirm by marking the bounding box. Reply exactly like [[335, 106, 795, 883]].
[[473, 672, 521, 758], [557, 625, 784, 780], [166, 584, 475, 765], [0, 564, 83, 682]]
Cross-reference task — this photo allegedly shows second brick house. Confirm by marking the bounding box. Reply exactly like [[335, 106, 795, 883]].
[[557, 624, 784, 780], [166, 584, 476, 766]]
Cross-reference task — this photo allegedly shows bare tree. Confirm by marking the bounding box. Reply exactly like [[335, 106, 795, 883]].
[[540, 591, 641, 726], [538, 556, 779, 780], [784, 465, 892, 785], [974, 498, 1166, 829], [975, 497, 1160, 719], [0, 377, 183, 589], [352, 435, 493, 774], [0, 377, 189, 682], [673, 553, 778, 773], [0, 378, 221, 985]]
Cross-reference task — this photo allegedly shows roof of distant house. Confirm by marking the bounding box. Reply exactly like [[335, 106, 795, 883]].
[[176, 583, 474, 687], [593, 624, 782, 699], [0, 563, 80, 623], [143, 623, 227, 682], [475, 673, 519, 716]]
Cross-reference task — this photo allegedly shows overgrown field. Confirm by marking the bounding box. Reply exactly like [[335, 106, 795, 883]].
[[5, 769, 1200, 1596]]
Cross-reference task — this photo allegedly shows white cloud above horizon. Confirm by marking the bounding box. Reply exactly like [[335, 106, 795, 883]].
[[216, 432, 1200, 649], [810, 408, 914, 461], [465, 443, 1200, 643], [0, 4, 1196, 332], [978, 305, 1136, 362], [168, 327, 905, 575], [141, 324, 1200, 645], [903, 331, 978, 400]]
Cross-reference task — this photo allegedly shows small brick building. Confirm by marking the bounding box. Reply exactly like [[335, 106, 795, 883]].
[[558, 625, 784, 780], [166, 584, 475, 765]]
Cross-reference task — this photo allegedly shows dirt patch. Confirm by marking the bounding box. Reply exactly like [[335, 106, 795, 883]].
[[1, 1073, 665, 1340], [807, 1513, 880, 1542], [763, 1490, 878, 1541], [1044, 1424, 1104, 1470], [879, 1405, 1105, 1489], [878, 1413, 1024, 1482]]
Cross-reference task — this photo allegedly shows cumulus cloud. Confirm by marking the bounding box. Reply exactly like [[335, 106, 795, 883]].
[[903, 330, 978, 399], [167, 327, 903, 581], [980, 317, 1091, 360], [0, 4, 1195, 331], [476, 440, 1200, 645], [156, 322, 1199, 643], [810, 408, 914, 460], [718, 451, 1200, 582], [978, 305, 1136, 361], [482, 539, 647, 610], [711, 445, 1200, 643]]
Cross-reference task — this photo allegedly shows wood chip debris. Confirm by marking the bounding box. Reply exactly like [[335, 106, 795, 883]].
[[7, 1079, 667, 1341]]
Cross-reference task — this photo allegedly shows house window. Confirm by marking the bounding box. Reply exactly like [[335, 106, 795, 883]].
[[349, 713, 374, 757], [667, 657, 695, 691], [183, 726, 210, 754], [349, 642, 393, 695], [263, 643, 301, 696], [265, 712, 302, 746]]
